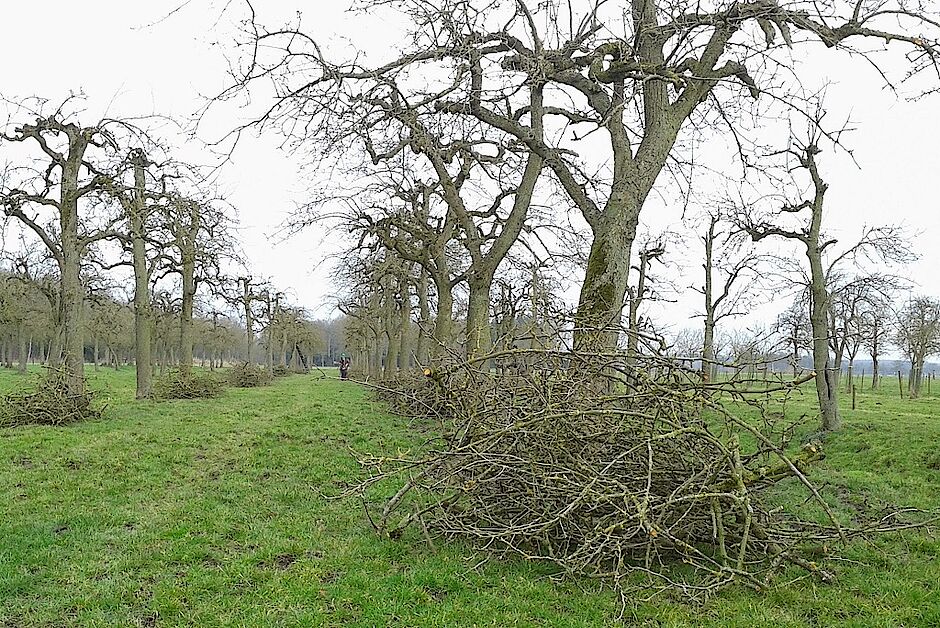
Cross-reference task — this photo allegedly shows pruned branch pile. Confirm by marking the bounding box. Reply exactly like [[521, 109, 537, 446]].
[[154, 370, 226, 400], [346, 349, 933, 599], [0, 368, 101, 427], [229, 362, 273, 388]]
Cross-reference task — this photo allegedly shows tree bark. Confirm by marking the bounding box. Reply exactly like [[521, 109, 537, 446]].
[[808, 231, 840, 432], [431, 274, 454, 358], [465, 275, 493, 359], [398, 283, 413, 371], [17, 321, 27, 374], [575, 202, 640, 351], [130, 153, 153, 398], [415, 268, 431, 365], [60, 173, 85, 393]]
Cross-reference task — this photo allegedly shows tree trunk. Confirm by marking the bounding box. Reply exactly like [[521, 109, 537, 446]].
[[808, 257, 840, 431], [416, 268, 431, 365], [574, 216, 636, 351], [130, 154, 154, 398], [431, 275, 454, 358], [910, 355, 925, 399], [242, 278, 254, 363], [399, 288, 413, 371], [702, 315, 716, 383], [60, 213, 85, 393], [17, 322, 27, 374], [179, 248, 196, 378], [465, 276, 492, 359], [384, 308, 400, 378]]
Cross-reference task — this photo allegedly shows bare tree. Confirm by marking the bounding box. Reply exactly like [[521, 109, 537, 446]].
[[894, 297, 940, 399], [210, 0, 940, 355], [0, 103, 135, 392], [859, 294, 892, 389], [101, 148, 160, 397], [159, 189, 233, 378], [827, 274, 902, 391], [626, 239, 666, 365], [740, 128, 913, 431], [693, 213, 763, 381], [775, 297, 811, 377]]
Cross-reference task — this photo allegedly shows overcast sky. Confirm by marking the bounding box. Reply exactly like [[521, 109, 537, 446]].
[[1, 0, 938, 332]]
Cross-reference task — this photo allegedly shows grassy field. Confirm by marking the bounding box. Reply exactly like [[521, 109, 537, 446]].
[[1, 367, 938, 627]]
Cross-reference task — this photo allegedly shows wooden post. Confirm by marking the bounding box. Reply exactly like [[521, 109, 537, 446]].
[[852, 385, 856, 410], [898, 370, 904, 399]]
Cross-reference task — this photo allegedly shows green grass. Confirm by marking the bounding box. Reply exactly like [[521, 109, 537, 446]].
[[1, 367, 939, 626]]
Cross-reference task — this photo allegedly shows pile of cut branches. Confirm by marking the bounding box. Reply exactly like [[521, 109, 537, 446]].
[[0, 368, 101, 427], [345, 348, 933, 600], [229, 362, 273, 388], [272, 365, 292, 377], [154, 370, 225, 400]]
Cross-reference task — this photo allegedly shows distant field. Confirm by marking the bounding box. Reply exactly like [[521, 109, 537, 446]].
[[1, 367, 938, 627]]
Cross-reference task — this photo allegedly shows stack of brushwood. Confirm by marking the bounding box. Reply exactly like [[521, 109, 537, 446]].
[[374, 370, 452, 423], [347, 348, 933, 600], [0, 368, 101, 427], [154, 370, 225, 399], [229, 362, 273, 388], [272, 365, 292, 377]]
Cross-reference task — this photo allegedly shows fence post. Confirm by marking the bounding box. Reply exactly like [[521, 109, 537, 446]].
[[852, 384, 856, 410], [898, 370, 904, 399]]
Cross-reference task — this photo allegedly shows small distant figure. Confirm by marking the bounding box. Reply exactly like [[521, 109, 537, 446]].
[[339, 353, 350, 380]]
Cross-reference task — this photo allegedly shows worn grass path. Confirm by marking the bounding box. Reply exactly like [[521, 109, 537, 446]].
[[1, 368, 939, 626]]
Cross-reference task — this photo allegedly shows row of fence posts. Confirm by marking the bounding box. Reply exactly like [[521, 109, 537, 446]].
[[840, 368, 934, 408]]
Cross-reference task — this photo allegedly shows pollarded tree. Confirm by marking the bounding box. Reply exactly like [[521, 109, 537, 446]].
[[0, 268, 47, 373], [357, 171, 466, 359], [2, 249, 60, 365], [101, 148, 163, 398], [0, 103, 136, 392], [159, 189, 234, 378], [894, 297, 940, 399]]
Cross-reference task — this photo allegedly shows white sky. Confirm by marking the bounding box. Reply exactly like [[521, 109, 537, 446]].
[[1, 0, 938, 331]]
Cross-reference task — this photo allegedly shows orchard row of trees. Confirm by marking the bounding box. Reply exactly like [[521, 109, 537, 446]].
[[672, 293, 940, 397], [0, 255, 343, 384], [0, 97, 340, 397], [208, 0, 939, 433]]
